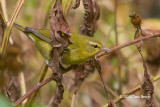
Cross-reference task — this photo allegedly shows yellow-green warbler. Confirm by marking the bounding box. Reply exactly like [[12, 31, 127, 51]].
[[14, 24, 110, 65]]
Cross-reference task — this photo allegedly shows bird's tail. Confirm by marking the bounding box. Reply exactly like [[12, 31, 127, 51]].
[[13, 23, 25, 31]]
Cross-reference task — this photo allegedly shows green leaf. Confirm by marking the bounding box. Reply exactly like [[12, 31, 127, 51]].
[[0, 95, 12, 107]]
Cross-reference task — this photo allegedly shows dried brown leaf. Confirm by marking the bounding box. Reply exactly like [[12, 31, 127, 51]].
[[50, 0, 72, 49], [92, 0, 100, 33], [0, 43, 23, 101], [134, 29, 142, 51], [49, 0, 72, 105], [49, 0, 72, 75], [73, 59, 95, 94], [139, 51, 154, 107], [72, 0, 81, 9], [80, 0, 100, 36], [129, 13, 142, 29]]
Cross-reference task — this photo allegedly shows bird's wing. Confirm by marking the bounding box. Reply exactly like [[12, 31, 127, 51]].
[[24, 27, 52, 44], [64, 43, 79, 53], [14, 23, 52, 44]]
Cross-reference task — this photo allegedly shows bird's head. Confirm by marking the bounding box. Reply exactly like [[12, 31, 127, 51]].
[[85, 37, 111, 56]]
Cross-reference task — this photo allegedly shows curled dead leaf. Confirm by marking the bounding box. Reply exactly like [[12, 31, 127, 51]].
[[80, 0, 100, 36], [49, 0, 72, 105], [72, 0, 81, 9], [139, 51, 154, 107]]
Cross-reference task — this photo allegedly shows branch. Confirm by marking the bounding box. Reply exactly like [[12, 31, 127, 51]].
[[97, 33, 160, 58], [14, 65, 75, 106], [14, 75, 55, 106], [26, 62, 48, 106], [103, 74, 160, 107]]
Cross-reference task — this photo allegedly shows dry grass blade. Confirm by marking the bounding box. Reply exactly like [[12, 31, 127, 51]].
[[1, 0, 9, 22], [0, 11, 6, 42], [1, 0, 24, 55], [63, 0, 73, 17], [0, 10, 6, 26], [19, 71, 27, 105], [26, 62, 48, 106], [71, 93, 76, 107]]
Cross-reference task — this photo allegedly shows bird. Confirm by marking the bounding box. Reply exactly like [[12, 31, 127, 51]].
[[14, 23, 110, 65]]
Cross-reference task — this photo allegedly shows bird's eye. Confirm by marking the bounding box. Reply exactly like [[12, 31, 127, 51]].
[[93, 44, 98, 48]]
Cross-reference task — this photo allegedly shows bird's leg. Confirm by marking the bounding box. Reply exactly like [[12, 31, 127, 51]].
[[45, 60, 51, 68]]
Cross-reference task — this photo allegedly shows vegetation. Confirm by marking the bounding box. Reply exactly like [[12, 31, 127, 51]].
[[0, 0, 160, 107]]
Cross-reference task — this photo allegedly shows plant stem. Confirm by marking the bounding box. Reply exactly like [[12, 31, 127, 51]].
[[19, 71, 27, 105], [14, 65, 75, 106], [26, 62, 48, 106], [63, 0, 73, 17], [14, 75, 55, 106], [1, 0, 24, 55], [71, 93, 76, 107], [1, 0, 8, 22], [97, 33, 160, 58], [114, 0, 118, 45]]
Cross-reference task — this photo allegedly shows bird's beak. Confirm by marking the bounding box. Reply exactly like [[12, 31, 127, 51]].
[[101, 47, 112, 53]]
